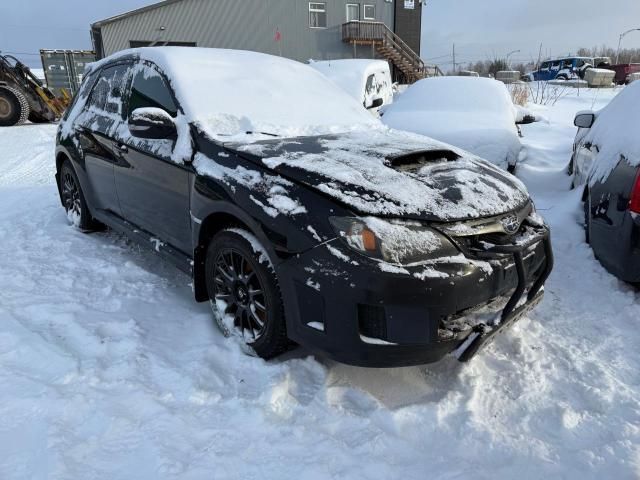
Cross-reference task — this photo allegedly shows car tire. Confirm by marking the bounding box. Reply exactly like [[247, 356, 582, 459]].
[[556, 75, 568, 81], [583, 191, 591, 244], [205, 228, 289, 360], [0, 86, 30, 127], [59, 160, 98, 231]]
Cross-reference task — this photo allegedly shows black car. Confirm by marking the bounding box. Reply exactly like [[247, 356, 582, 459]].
[[574, 82, 640, 282], [55, 48, 553, 367]]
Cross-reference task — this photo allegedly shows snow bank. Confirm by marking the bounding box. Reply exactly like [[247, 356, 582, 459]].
[[586, 81, 640, 183], [382, 77, 522, 169]]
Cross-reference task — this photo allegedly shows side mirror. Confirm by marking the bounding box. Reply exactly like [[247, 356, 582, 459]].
[[366, 98, 384, 110], [574, 112, 595, 129], [128, 107, 177, 139]]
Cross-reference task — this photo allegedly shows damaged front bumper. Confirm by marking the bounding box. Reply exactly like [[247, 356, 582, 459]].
[[277, 219, 553, 368], [448, 226, 554, 362]]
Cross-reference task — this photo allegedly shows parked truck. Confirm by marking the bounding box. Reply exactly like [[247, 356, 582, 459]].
[[608, 64, 640, 85]]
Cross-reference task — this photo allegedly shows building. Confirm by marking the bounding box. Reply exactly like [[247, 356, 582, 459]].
[[91, 0, 431, 82]]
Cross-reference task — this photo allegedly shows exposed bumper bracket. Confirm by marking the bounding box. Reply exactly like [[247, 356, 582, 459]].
[[455, 227, 554, 362]]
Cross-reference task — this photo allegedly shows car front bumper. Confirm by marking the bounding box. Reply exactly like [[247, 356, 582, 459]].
[[276, 225, 554, 368]]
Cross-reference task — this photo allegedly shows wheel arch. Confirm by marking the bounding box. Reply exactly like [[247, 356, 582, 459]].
[[192, 208, 276, 303]]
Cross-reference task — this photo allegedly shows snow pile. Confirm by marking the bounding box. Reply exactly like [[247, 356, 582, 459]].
[[585, 81, 640, 184], [381, 77, 522, 169]]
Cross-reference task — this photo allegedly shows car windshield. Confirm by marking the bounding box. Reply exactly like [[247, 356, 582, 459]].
[[138, 47, 380, 141]]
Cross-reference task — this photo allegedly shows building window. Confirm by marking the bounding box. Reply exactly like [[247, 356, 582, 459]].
[[363, 4, 375, 20], [309, 3, 327, 28], [346, 3, 360, 22]]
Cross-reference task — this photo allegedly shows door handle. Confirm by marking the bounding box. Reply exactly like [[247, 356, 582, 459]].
[[117, 143, 128, 153]]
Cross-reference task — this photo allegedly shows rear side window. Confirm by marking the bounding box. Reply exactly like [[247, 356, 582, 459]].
[[128, 65, 178, 117], [86, 63, 131, 115]]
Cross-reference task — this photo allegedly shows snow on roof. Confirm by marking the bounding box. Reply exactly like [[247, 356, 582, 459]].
[[309, 59, 391, 103], [587, 81, 640, 184], [93, 47, 380, 141]]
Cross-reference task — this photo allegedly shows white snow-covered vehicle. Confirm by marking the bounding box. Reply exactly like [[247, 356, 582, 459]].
[[309, 59, 393, 115], [380, 76, 535, 172]]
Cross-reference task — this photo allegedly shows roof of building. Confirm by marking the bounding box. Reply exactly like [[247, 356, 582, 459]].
[[92, 0, 186, 28]]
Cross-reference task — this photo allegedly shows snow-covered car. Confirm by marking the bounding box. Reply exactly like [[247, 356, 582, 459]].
[[380, 77, 534, 172], [55, 47, 553, 367], [574, 81, 640, 282], [308, 59, 393, 114]]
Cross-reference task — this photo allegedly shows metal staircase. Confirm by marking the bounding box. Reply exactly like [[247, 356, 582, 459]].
[[342, 21, 442, 83]]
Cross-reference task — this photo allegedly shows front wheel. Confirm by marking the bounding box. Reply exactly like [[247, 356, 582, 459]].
[[59, 160, 98, 231], [205, 229, 289, 359]]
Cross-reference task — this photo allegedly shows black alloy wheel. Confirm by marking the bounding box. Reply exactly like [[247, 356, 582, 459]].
[[61, 168, 82, 225], [213, 248, 269, 341], [59, 160, 97, 231], [205, 229, 289, 359]]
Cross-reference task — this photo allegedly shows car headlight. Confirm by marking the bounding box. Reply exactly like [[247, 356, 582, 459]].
[[329, 216, 458, 265]]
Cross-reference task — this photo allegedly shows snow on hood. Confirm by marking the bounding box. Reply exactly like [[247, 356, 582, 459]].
[[381, 77, 521, 168], [232, 129, 530, 222], [116, 47, 380, 141], [587, 81, 640, 184]]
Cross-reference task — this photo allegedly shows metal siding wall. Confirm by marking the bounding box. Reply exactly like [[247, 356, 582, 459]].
[[100, 0, 394, 62]]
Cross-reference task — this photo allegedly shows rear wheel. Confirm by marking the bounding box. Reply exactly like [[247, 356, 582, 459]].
[[60, 160, 98, 231], [0, 86, 30, 126], [205, 229, 289, 359]]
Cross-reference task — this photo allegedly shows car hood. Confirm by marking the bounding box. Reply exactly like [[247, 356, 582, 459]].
[[382, 111, 522, 170], [227, 129, 530, 222]]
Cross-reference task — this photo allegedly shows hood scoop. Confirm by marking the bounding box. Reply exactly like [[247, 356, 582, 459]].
[[385, 149, 460, 173]]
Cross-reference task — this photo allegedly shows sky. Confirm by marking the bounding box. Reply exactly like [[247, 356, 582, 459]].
[[421, 0, 640, 68], [1, 0, 640, 68]]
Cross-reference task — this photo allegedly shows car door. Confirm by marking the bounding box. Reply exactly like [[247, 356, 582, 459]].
[[75, 62, 133, 216], [573, 142, 597, 186], [114, 61, 193, 254], [589, 156, 638, 272]]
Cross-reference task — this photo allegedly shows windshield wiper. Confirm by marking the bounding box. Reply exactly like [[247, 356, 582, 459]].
[[245, 131, 280, 137]]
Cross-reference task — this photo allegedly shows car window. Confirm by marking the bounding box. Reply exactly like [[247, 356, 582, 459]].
[[540, 62, 550, 70], [86, 63, 131, 116], [128, 64, 178, 118]]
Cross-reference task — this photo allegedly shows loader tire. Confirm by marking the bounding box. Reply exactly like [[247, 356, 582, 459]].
[[0, 86, 30, 127]]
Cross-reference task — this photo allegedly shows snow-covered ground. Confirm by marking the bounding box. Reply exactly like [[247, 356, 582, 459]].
[[1, 88, 639, 479]]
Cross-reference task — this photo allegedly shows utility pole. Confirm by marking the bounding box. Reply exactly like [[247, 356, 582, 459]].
[[452, 43, 456, 73], [617, 28, 640, 64]]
